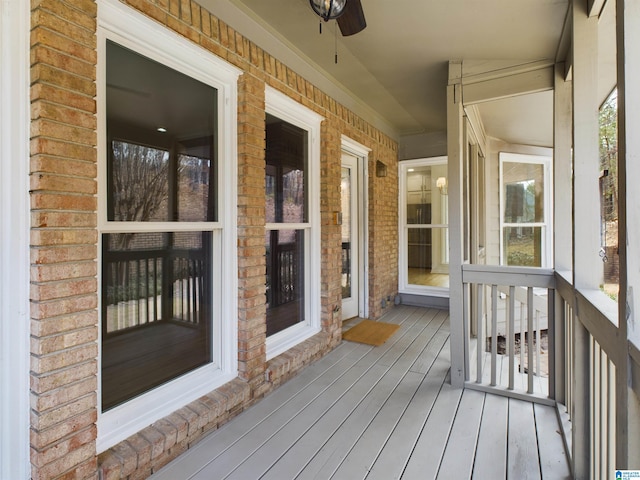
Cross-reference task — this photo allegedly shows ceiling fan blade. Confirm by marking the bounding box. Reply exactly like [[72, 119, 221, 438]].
[[337, 0, 366, 36]]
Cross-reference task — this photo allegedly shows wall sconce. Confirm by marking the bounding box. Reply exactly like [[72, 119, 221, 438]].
[[376, 160, 387, 177], [436, 176, 448, 195]]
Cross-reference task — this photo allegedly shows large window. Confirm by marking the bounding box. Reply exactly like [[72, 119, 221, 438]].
[[98, 0, 239, 451], [499, 153, 552, 267], [265, 87, 322, 359]]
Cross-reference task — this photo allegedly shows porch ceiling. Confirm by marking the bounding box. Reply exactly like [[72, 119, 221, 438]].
[[199, 0, 569, 145]]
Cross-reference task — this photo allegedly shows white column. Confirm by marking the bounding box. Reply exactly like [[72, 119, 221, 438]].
[[616, 0, 640, 468], [571, 0, 599, 476], [447, 61, 466, 388], [572, 0, 601, 290], [553, 63, 573, 274], [0, 0, 31, 478]]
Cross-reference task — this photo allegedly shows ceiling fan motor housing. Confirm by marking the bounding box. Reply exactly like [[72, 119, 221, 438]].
[[309, 0, 347, 21]]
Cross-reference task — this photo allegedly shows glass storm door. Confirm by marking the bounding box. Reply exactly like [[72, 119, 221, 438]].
[[341, 152, 360, 320]]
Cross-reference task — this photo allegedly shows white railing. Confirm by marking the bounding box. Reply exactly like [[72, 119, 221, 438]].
[[462, 265, 639, 477], [554, 273, 620, 479], [462, 264, 555, 404]]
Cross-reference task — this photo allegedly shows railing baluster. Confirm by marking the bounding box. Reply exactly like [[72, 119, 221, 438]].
[[607, 359, 616, 478], [527, 286, 534, 394], [491, 284, 498, 387], [508, 285, 516, 390], [463, 282, 470, 382], [476, 283, 483, 384]]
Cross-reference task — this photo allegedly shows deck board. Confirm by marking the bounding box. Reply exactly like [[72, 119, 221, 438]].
[[472, 393, 509, 479], [534, 403, 572, 479], [436, 389, 485, 478], [508, 399, 542, 480], [149, 306, 569, 480]]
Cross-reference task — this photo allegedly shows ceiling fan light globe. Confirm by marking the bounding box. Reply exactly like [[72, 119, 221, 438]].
[[309, 0, 346, 21]]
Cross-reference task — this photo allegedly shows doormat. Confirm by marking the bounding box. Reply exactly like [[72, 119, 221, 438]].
[[342, 320, 400, 346]]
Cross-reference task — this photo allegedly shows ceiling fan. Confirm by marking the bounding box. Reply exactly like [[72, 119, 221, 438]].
[[309, 0, 367, 36]]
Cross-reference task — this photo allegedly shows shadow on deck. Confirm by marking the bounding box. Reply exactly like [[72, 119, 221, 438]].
[[151, 305, 571, 479]]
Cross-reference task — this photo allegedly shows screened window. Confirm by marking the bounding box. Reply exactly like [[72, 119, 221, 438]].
[[102, 41, 218, 411]]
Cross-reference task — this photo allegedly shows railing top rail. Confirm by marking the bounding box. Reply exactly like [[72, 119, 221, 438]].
[[462, 264, 556, 289]]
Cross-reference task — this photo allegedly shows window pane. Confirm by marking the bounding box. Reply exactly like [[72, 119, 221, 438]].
[[503, 226, 543, 267], [265, 229, 305, 336], [109, 141, 170, 222], [599, 88, 618, 301], [503, 162, 544, 223], [406, 166, 432, 225], [101, 231, 212, 410], [341, 166, 352, 299], [407, 227, 449, 287], [265, 114, 307, 224], [106, 41, 217, 222]]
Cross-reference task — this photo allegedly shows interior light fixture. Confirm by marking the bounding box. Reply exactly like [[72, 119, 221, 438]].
[[309, 0, 347, 21], [156, 126, 167, 133], [436, 176, 448, 195]]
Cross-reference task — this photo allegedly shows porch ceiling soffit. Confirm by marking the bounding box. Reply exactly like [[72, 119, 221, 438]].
[[194, 0, 402, 140], [448, 60, 555, 148]]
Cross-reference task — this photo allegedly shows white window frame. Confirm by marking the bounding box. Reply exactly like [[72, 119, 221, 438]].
[[398, 156, 449, 297], [0, 0, 30, 476], [265, 86, 323, 360], [499, 152, 553, 268], [97, 0, 240, 452]]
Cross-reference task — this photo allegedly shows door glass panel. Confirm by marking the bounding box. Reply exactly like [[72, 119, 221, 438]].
[[404, 162, 449, 288], [341, 166, 352, 299]]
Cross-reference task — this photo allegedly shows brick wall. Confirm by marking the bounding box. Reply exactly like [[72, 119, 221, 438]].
[[29, 0, 398, 478], [30, 0, 99, 478]]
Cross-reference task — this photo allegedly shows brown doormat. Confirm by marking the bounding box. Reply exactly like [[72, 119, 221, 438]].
[[342, 320, 400, 346]]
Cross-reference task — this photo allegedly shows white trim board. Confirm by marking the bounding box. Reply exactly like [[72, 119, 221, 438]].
[[0, 0, 31, 477]]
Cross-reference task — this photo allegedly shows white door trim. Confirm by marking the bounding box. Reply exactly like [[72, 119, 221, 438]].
[[341, 136, 370, 319]]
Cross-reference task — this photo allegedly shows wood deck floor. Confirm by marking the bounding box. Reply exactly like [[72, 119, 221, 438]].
[[150, 306, 571, 480]]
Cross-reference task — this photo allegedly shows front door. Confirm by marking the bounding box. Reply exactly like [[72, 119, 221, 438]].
[[341, 152, 360, 320]]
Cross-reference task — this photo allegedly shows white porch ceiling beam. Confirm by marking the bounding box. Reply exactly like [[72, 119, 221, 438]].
[[462, 66, 555, 106]]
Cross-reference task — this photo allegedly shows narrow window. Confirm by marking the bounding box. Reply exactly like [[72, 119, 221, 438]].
[[264, 88, 322, 358]]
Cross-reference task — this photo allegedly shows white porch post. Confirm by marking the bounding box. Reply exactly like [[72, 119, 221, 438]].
[[553, 63, 573, 275], [553, 62, 573, 404], [447, 61, 466, 388], [0, 0, 31, 477], [571, 0, 599, 476], [616, 0, 640, 468]]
